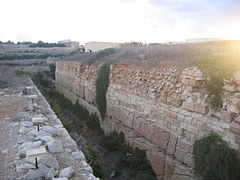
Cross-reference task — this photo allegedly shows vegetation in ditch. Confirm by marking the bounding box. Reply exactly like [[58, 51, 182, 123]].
[[96, 59, 116, 119], [193, 133, 240, 180], [103, 132, 157, 179], [119, 147, 156, 180], [103, 131, 124, 151], [48, 64, 56, 79], [192, 54, 240, 110], [15, 70, 106, 178], [16, 69, 156, 180]]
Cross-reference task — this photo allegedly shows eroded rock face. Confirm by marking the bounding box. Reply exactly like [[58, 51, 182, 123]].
[[56, 61, 240, 180]]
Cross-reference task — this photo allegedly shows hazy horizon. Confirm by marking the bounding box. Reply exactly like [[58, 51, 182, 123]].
[[0, 0, 239, 44]]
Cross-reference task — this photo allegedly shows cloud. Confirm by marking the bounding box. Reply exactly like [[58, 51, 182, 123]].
[[0, 0, 239, 43]]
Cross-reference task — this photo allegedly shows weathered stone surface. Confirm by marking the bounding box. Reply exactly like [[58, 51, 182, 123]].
[[166, 134, 177, 155], [39, 155, 59, 169], [223, 84, 236, 92], [45, 167, 58, 180], [19, 141, 42, 150], [146, 151, 165, 176], [72, 151, 86, 161], [59, 167, 73, 178], [152, 125, 170, 150], [42, 126, 57, 136], [223, 111, 235, 123], [227, 104, 240, 114], [193, 104, 209, 115], [175, 147, 186, 163], [230, 122, 240, 135], [35, 135, 54, 143], [47, 140, 64, 153], [28, 129, 52, 138], [19, 126, 28, 134], [23, 165, 51, 180], [20, 121, 34, 128], [16, 164, 35, 173], [182, 102, 194, 112]]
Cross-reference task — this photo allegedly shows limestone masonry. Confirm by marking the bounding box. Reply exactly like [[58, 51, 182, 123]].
[[56, 61, 240, 180], [0, 79, 98, 180]]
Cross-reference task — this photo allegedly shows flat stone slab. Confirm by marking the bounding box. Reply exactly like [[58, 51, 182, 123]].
[[28, 95, 38, 99], [32, 117, 47, 123], [26, 147, 47, 159]]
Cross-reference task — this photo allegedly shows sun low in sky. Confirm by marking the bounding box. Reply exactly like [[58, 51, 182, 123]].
[[0, 0, 239, 43]]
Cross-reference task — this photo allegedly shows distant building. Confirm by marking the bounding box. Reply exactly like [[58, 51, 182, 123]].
[[186, 38, 222, 43], [58, 39, 79, 49], [162, 41, 185, 45], [85, 41, 121, 52]]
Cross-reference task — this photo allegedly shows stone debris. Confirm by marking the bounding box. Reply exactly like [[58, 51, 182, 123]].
[[47, 140, 64, 153], [39, 155, 59, 169], [0, 84, 99, 180], [52, 178, 68, 180], [59, 167, 73, 178], [72, 151, 86, 161], [19, 141, 42, 150], [1, 149, 8, 154]]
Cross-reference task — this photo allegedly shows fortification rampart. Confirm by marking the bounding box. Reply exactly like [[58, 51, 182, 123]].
[[56, 61, 240, 180]]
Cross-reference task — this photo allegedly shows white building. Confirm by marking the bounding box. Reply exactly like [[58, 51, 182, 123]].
[[85, 41, 121, 52]]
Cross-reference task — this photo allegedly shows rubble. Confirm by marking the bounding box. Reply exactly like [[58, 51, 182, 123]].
[[0, 82, 99, 180]]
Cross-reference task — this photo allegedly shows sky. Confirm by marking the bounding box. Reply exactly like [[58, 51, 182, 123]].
[[0, 0, 239, 44]]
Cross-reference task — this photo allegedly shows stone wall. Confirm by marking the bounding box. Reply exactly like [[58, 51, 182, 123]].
[[56, 61, 240, 180], [0, 79, 98, 180]]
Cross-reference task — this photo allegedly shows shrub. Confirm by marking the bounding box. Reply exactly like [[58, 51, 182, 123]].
[[118, 146, 157, 179], [15, 70, 33, 77], [48, 64, 56, 79], [192, 54, 240, 110], [87, 113, 101, 131], [103, 131, 124, 151], [88, 48, 115, 65], [73, 101, 89, 119], [193, 133, 240, 180], [86, 143, 106, 179], [95, 60, 116, 118]]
